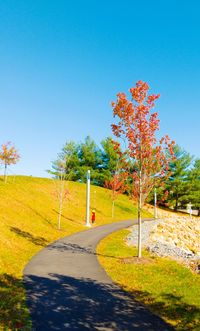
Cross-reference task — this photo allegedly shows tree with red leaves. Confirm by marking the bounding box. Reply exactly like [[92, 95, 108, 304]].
[[51, 158, 71, 230], [104, 139, 128, 218], [111, 81, 175, 257], [0, 142, 20, 183], [105, 170, 128, 218]]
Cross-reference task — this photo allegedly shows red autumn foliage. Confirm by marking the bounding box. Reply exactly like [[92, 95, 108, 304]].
[[105, 171, 128, 202], [111, 80, 175, 204], [52, 188, 71, 201], [0, 142, 20, 166], [111, 80, 175, 257], [104, 138, 129, 217], [0, 141, 20, 182]]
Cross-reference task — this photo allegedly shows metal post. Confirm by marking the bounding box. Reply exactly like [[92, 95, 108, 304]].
[[188, 202, 192, 218], [154, 187, 157, 219], [86, 170, 91, 227], [138, 170, 142, 258]]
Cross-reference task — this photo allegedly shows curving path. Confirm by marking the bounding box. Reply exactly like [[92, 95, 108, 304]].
[[23, 220, 174, 331]]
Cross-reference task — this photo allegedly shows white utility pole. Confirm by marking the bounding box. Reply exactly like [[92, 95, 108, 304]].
[[86, 170, 91, 227], [138, 170, 142, 258], [154, 187, 158, 219]]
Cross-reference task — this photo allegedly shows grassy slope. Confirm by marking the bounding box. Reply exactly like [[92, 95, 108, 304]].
[[97, 230, 200, 331], [0, 175, 150, 330]]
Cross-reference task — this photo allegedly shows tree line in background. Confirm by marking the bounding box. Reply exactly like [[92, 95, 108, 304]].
[[51, 136, 120, 187], [51, 136, 200, 214]]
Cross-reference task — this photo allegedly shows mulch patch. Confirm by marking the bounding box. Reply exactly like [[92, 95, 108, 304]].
[[121, 257, 156, 265]]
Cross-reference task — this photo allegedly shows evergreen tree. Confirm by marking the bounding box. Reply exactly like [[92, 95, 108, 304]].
[[100, 137, 119, 184], [164, 145, 193, 210], [50, 136, 147, 191], [51, 141, 80, 181], [77, 136, 103, 185], [188, 159, 200, 214]]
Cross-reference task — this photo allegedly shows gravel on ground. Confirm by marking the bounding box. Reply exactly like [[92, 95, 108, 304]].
[[127, 217, 200, 273]]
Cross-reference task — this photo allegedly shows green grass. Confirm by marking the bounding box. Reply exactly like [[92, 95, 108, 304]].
[[0, 175, 150, 330], [97, 230, 200, 331]]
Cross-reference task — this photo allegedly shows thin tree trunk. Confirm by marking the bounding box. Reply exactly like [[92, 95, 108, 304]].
[[4, 163, 7, 183], [58, 198, 62, 230], [138, 171, 142, 258], [175, 193, 178, 211], [58, 174, 64, 230], [112, 200, 115, 218]]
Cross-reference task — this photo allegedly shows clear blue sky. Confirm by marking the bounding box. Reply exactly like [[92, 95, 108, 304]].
[[0, 0, 199, 177]]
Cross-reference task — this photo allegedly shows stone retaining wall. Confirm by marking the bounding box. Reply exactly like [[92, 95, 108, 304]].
[[127, 209, 200, 273]]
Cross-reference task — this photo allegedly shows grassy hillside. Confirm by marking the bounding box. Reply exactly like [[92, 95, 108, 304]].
[[0, 175, 150, 330]]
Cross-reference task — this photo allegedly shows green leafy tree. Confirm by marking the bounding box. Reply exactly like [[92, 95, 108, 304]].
[[187, 159, 200, 214], [100, 137, 121, 185], [165, 145, 193, 210], [51, 141, 80, 181], [51, 136, 142, 188], [78, 136, 102, 185]]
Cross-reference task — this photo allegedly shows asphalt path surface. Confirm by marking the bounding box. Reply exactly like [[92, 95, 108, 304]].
[[23, 219, 174, 331]]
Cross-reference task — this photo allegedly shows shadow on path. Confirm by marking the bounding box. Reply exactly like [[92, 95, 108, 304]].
[[48, 241, 122, 260], [24, 273, 174, 331]]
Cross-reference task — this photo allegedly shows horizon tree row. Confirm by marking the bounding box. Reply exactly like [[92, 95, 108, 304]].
[[50, 136, 122, 186], [51, 136, 200, 213]]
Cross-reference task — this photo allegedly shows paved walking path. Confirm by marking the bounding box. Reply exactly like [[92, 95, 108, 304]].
[[23, 220, 174, 331]]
